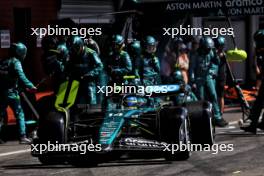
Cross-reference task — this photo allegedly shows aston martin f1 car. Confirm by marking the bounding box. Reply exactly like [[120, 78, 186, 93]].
[[31, 79, 215, 165]]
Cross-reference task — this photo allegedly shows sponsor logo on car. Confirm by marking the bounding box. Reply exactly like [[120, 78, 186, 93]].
[[120, 138, 166, 148]]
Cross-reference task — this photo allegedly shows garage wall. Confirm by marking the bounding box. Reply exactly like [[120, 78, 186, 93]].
[[58, 0, 115, 24], [0, 0, 59, 83]]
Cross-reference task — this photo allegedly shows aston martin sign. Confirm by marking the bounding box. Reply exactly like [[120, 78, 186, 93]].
[[140, 0, 264, 16]]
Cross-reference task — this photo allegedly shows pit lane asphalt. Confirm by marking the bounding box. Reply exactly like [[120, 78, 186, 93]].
[[1, 109, 264, 176]]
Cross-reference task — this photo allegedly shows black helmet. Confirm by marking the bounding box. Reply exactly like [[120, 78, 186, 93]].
[[10, 42, 27, 60], [178, 43, 187, 53], [214, 36, 225, 49], [41, 36, 58, 50], [170, 37, 184, 52], [171, 37, 183, 45], [200, 36, 214, 49], [254, 29, 264, 49]]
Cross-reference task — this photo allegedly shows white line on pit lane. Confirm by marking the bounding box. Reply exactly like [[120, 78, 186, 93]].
[[0, 149, 30, 157], [216, 125, 236, 130], [229, 121, 238, 125]]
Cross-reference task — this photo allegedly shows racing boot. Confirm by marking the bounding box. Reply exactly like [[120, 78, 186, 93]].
[[240, 125, 257, 134], [215, 118, 228, 127], [19, 135, 32, 144], [241, 114, 259, 134], [257, 121, 264, 131], [0, 139, 5, 144]]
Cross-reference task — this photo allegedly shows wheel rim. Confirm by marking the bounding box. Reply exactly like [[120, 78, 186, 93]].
[[179, 118, 190, 145], [209, 116, 215, 144]]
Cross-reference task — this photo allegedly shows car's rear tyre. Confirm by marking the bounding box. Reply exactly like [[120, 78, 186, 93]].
[[185, 101, 215, 146], [160, 107, 190, 161], [37, 111, 67, 165]]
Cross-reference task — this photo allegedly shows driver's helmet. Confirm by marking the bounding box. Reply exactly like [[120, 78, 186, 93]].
[[123, 95, 138, 108]]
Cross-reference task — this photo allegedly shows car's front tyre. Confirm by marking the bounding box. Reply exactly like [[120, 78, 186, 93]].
[[160, 107, 191, 161]]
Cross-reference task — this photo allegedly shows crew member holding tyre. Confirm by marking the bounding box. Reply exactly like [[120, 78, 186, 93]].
[[0, 42, 37, 144]]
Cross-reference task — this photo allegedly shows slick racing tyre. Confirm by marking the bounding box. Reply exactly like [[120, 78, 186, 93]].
[[185, 101, 215, 146], [160, 107, 191, 161], [37, 111, 67, 165]]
